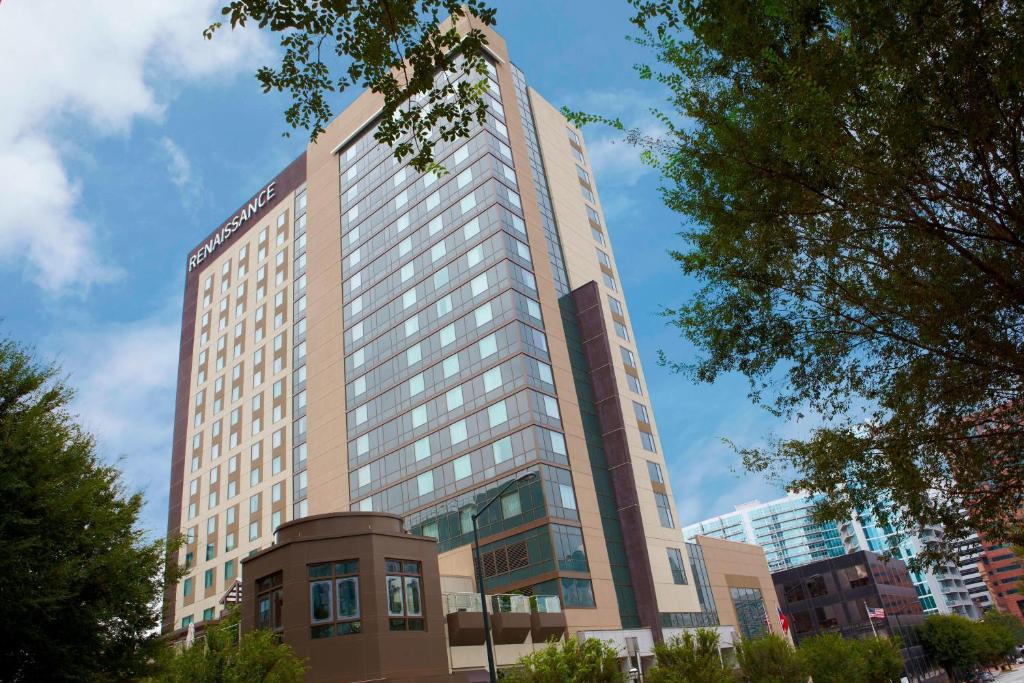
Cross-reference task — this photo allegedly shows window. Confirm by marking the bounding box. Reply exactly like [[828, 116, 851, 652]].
[[655, 492, 674, 528], [453, 455, 472, 480], [640, 430, 657, 453], [488, 401, 508, 427], [474, 303, 493, 327], [478, 334, 498, 358], [417, 471, 434, 497], [414, 437, 430, 461], [308, 561, 361, 638], [450, 420, 468, 444], [386, 559, 424, 631], [483, 367, 502, 392], [607, 296, 624, 316], [633, 401, 650, 424], [587, 205, 601, 225], [255, 572, 283, 632], [596, 249, 611, 268], [576, 165, 590, 185], [500, 490, 521, 518], [647, 460, 664, 484], [183, 577, 193, 598], [446, 386, 464, 411], [493, 436, 513, 463], [614, 321, 630, 341], [621, 347, 636, 368], [667, 548, 687, 584], [627, 373, 643, 395]]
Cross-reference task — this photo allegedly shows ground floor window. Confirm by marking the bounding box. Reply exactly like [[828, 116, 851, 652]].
[[308, 560, 361, 638], [386, 559, 424, 631]]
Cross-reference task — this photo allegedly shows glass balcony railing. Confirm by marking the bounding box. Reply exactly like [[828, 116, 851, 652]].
[[491, 594, 530, 614], [531, 595, 562, 614], [445, 592, 483, 613]]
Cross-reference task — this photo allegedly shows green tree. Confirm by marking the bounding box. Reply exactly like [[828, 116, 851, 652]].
[[568, 0, 1024, 563], [0, 338, 181, 681], [973, 618, 1017, 669], [152, 608, 305, 682], [798, 633, 868, 683], [858, 636, 905, 683], [646, 629, 733, 683], [502, 637, 624, 683], [205, 0, 496, 172], [981, 609, 1024, 648], [734, 633, 805, 683], [919, 614, 981, 681]]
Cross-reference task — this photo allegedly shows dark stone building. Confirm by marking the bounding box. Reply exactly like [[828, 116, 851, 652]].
[[773, 550, 946, 683]]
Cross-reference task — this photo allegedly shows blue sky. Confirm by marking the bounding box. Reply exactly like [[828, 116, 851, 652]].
[[0, 0, 800, 537]]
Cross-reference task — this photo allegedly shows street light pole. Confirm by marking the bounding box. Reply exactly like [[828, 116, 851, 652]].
[[471, 471, 537, 683]]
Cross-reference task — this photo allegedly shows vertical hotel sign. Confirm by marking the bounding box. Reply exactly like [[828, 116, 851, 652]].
[[188, 181, 277, 271]]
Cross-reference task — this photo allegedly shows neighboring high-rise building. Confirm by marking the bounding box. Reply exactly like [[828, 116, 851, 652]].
[[681, 493, 848, 572], [840, 512, 979, 618], [165, 20, 707, 639], [977, 541, 1024, 621], [685, 492, 980, 618], [955, 533, 994, 612]]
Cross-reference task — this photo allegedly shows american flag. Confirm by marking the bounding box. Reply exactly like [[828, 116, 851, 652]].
[[867, 607, 886, 620]]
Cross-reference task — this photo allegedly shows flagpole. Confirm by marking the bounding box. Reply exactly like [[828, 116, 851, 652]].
[[864, 601, 877, 637]]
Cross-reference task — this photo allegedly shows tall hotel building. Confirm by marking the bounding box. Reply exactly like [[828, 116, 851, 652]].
[[165, 22, 705, 639]]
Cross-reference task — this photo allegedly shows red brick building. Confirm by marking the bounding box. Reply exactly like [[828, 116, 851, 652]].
[[978, 541, 1024, 622]]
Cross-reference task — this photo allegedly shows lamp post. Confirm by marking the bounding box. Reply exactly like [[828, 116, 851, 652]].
[[472, 470, 538, 683]]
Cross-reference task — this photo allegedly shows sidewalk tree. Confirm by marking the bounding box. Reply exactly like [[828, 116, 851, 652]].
[[0, 338, 181, 680], [797, 633, 868, 683], [734, 633, 805, 683], [565, 0, 1024, 564], [502, 637, 624, 683], [974, 616, 1017, 668], [858, 636, 906, 682], [204, 0, 496, 172], [919, 614, 981, 681], [646, 629, 733, 683]]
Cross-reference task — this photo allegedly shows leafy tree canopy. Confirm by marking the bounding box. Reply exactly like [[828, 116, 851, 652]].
[[734, 633, 806, 683], [919, 613, 982, 680], [797, 633, 871, 683], [205, 0, 496, 172], [149, 607, 306, 683], [568, 0, 1024, 565], [646, 629, 733, 683], [502, 636, 624, 683], [0, 338, 181, 681]]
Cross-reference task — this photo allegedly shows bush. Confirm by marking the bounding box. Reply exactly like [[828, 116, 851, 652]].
[[502, 637, 624, 683], [151, 608, 306, 683]]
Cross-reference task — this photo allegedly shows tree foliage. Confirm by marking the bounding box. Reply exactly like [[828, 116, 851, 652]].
[[205, 0, 496, 172], [734, 633, 805, 683], [646, 629, 733, 683], [796, 633, 902, 683], [583, 0, 1024, 565], [150, 608, 306, 683], [0, 338, 181, 681], [919, 614, 982, 680], [501, 637, 624, 683]]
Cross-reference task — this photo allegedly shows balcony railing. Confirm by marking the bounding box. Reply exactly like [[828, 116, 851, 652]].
[[443, 592, 562, 614], [445, 592, 483, 613], [531, 595, 561, 613], [491, 594, 530, 614]]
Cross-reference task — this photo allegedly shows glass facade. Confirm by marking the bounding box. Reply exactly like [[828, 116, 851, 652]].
[[335, 57, 593, 609], [684, 494, 850, 571]]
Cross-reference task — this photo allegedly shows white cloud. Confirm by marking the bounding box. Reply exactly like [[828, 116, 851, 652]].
[[0, 0, 268, 293], [563, 88, 669, 187], [160, 137, 193, 191], [50, 308, 182, 536]]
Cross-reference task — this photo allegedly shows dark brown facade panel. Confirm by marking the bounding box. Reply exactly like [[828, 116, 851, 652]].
[[571, 280, 662, 641]]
